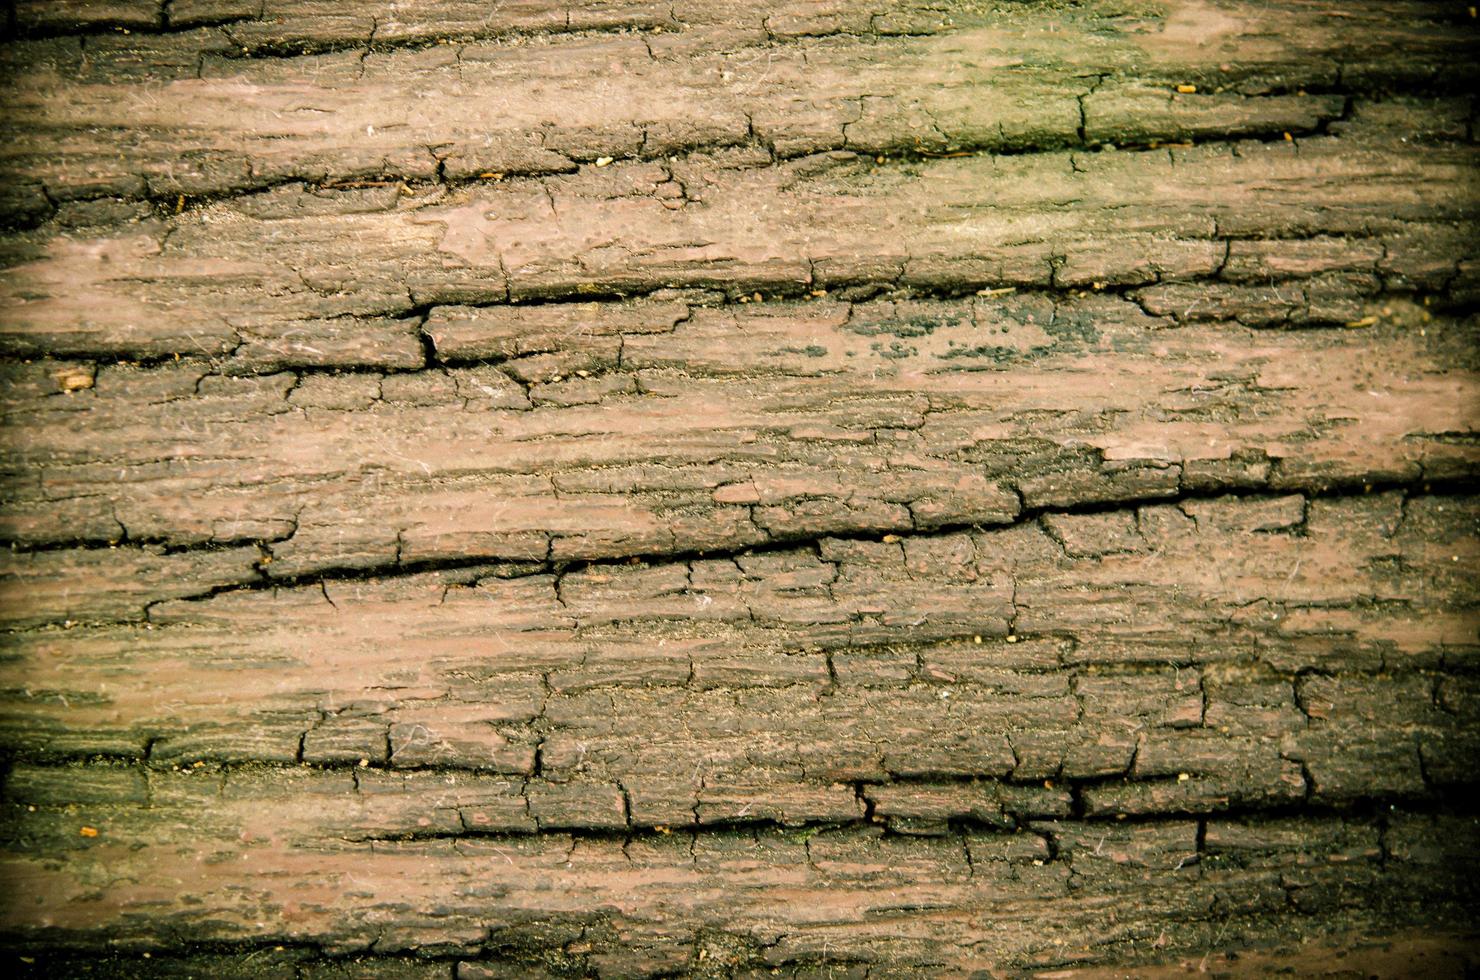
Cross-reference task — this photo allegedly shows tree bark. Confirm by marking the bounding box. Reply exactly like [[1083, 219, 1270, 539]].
[[1, 1, 1477, 975]]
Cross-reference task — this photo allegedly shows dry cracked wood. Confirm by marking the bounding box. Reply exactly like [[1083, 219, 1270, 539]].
[[1, 0, 1478, 976], [1, 0, 1474, 221]]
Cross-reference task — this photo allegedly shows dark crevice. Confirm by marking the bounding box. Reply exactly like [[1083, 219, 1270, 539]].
[[5, 86, 1474, 233], [1, 477, 1471, 627], [6, 753, 1477, 835], [1, 269, 1468, 371]]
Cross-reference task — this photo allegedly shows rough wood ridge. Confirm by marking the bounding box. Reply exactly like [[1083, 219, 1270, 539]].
[[0, 0, 1478, 976]]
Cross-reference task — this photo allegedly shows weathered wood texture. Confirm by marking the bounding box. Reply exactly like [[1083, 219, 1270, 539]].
[[1, 0, 1478, 976]]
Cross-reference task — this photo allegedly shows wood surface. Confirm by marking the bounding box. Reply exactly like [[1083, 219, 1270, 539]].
[[1, 0, 1477, 976]]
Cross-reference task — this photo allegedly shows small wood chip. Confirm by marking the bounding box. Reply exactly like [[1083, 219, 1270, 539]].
[[54, 369, 94, 392]]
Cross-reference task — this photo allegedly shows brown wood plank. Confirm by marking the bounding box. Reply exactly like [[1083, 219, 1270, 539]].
[[0, 0, 1477, 974]]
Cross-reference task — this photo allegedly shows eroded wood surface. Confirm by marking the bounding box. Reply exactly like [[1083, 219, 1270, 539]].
[[0, 0, 1478, 976]]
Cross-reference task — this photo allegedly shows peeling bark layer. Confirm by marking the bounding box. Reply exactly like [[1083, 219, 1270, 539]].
[[1, 0, 1478, 976]]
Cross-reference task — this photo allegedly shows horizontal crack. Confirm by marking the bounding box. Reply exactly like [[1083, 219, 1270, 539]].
[[0, 478, 1471, 633], [5, 92, 1470, 232], [0, 268, 1465, 370], [4, 756, 1475, 834], [1, 7, 677, 44]]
